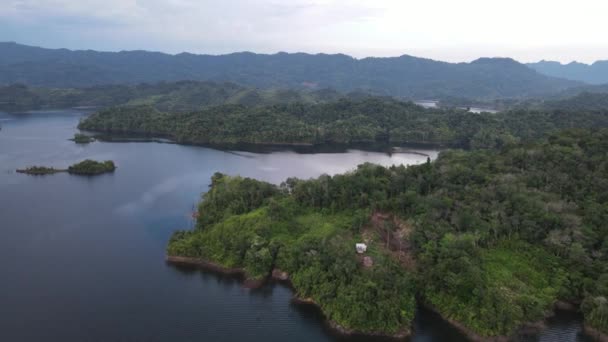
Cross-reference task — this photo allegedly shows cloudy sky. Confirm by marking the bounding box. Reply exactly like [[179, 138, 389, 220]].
[[1, 0, 607, 63]]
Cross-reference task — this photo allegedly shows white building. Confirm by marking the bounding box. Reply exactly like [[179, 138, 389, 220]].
[[355, 243, 367, 254]]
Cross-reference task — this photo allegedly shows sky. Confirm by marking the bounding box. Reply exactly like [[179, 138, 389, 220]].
[[1, 0, 607, 64]]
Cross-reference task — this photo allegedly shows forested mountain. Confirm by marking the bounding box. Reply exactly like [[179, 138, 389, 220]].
[[0, 81, 349, 112], [168, 129, 608, 338], [0, 42, 580, 99], [528, 60, 608, 85], [535, 92, 608, 112], [79, 94, 608, 149]]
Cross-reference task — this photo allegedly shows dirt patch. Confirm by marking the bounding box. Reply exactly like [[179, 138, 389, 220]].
[[271, 268, 289, 281], [364, 211, 417, 271], [362, 256, 374, 268]]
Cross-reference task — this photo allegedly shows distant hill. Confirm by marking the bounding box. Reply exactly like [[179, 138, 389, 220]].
[[0, 81, 358, 112], [528, 60, 608, 85], [532, 91, 608, 112], [0, 42, 580, 100]]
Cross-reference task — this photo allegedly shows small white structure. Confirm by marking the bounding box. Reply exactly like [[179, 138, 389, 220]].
[[355, 243, 367, 254]]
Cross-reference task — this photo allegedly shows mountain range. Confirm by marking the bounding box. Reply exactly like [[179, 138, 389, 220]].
[[0, 81, 358, 112], [0, 42, 582, 100], [528, 60, 608, 84]]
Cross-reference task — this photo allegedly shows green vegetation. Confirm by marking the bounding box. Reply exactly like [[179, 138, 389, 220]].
[[17, 160, 117, 176], [16, 166, 65, 175], [169, 129, 608, 337], [71, 133, 94, 144], [67, 160, 116, 175], [168, 173, 415, 335], [80, 94, 608, 148], [423, 242, 566, 336], [0, 81, 349, 112]]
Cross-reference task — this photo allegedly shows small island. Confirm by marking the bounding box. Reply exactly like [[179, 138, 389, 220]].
[[17, 160, 116, 176], [67, 160, 116, 175], [70, 133, 95, 144], [16, 166, 65, 175]]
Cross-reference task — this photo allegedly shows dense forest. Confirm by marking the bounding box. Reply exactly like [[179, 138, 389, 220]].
[[67, 160, 116, 175], [79, 94, 608, 149], [0, 81, 350, 112], [0, 42, 580, 99], [168, 129, 608, 338]]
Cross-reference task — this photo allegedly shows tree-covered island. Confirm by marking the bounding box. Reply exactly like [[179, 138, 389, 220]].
[[70, 133, 95, 144], [17, 160, 116, 176], [167, 129, 608, 339], [67, 160, 116, 175], [16, 166, 65, 175]]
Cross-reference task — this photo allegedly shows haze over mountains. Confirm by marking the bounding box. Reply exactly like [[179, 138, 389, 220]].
[[0, 42, 586, 100], [528, 60, 608, 85]]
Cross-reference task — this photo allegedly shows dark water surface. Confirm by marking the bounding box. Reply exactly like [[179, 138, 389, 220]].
[[0, 110, 591, 341]]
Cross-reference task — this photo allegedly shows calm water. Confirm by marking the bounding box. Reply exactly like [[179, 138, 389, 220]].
[[0, 110, 590, 341], [412, 101, 499, 114]]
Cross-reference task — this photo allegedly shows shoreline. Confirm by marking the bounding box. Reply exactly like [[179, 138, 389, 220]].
[[83, 129, 449, 154], [290, 294, 410, 339], [16, 168, 67, 175], [422, 304, 511, 342], [422, 300, 592, 342], [166, 255, 411, 339], [165, 255, 265, 289], [167, 255, 599, 341], [584, 325, 608, 342]]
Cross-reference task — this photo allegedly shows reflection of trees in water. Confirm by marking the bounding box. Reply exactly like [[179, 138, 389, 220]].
[[165, 262, 245, 287]]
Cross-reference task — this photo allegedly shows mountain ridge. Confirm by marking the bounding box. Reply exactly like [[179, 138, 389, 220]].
[[0, 42, 581, 99], [528, 59, 608, 84]]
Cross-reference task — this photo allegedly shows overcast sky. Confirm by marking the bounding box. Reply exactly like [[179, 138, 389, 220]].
[[1, 0, 607, 63]]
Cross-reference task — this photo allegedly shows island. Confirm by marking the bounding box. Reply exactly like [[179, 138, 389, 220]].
[[167, 129, 608, 340], [70, 133, 95, 144], [17, 160, 116, 176], [16, 166, 65, 175], [67, 160, 116, 175]]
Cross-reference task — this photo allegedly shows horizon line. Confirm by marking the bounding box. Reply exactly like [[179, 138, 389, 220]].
[[1, 41, 604, 66]]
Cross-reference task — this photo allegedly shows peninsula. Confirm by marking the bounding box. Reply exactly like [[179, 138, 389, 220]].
[[167, 129, 608, 339], [79, 92, 608, 149]]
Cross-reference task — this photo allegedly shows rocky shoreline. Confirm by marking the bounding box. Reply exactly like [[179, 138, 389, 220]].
[[422, 299, 604, 342], [167, 255, 606, 341], [165, 255, 263, 288], [584, 325, 608, 342], [422, 304, 511, 342], [166, 255, 411, 339]]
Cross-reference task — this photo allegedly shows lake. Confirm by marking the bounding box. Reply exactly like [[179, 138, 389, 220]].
[[0, 110, 592, 341], [413, 100, 499, 114]]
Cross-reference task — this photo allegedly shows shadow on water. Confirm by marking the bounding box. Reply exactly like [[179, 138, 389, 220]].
[[166, 261, 470, 341], [92, 132, 446, 155], [520, 309, 594, 342], [166, 261, 246, 287]]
